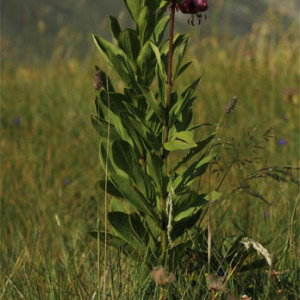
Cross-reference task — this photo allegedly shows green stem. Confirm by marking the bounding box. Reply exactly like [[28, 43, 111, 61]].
[[160, 0, 176, 265], [163, 0, 176, 159]]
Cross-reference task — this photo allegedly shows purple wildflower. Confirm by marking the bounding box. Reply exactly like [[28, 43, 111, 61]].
[[278, 138, 287, 145], [264, 210, 269, 219], [178, 0, 208, 25], [63, 178, 70, 186], [13, 117, 21, 126], [179, 0, 208, 14]]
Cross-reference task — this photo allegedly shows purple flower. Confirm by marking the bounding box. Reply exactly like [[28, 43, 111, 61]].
[[278, 138, 287, 145], [264, 210, 269, 219], [13, 117, 21, 126], [179, 0, 208, 14], [63, 178, 70, 186]]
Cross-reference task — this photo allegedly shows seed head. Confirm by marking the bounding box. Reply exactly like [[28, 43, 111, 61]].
[[93, 69, 102, 91], [151, 266, 175, 286], [207, 273, 227, 292], [225, 95, 238, 115]]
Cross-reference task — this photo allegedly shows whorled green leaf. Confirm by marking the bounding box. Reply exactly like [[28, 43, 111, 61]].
[[131, 164, 157, 203], [93, 34, 137, 88], [109, 16, 121, 40], [182, 154, 213, 187], [150, 42, 167, 81], [110, 197, 129, 213], [137, 42, 156, 86], [109, 174, 160, 224], [137, 6, 156, 46], [164, 131, 197, 151], [108, 212, 147, 252], [153, 15, 170, 45], [129, 212, 149, 244], [112, 140, 139, 175], [173, 191, 208, 217], [99, 140, 128, 177], [173, 154, 213, 193], [122, 0, 145, 23], [169, 78, 201, 127], [97, 180, 123, 198], [140, 87, 165, 123], [118, 29, 140, 63], [91, 115, 120, 141], [174, 61, 192, 80], [173, 133, 216, 171], [97, 92, 133, 145], [174, 35, 190, 80], [161, 33, 189, 55], [146, 152, 163, 191], [171, 208, 202, 241], [89, 230, 135, 256]]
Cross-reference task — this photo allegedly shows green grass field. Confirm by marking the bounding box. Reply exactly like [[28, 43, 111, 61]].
[[1, 7, 299, 299]]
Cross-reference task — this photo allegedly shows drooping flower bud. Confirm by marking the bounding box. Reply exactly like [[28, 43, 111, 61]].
[[194, 0, 208, 12], [179, 0, 208, 14]]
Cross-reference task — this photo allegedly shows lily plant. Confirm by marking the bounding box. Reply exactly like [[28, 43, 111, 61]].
[[90, 0, 217, 271]]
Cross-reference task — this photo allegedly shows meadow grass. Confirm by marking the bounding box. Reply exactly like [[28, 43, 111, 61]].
[[1, 13, 299, 299]]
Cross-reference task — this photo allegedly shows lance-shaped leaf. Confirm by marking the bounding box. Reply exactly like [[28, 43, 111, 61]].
[[169, 78, 201, 127], [140, 87, 165, 123], [173, 191, 208, 217], [146, 152, 163, 191], [108, 212, 147, 252], [181, 154, 213, 187], [153, 15, 169, 45], [174, 154, 213, 193], [89, 230, 135, 256], [112, 140, 139, 175], [122, 0, 145, 23], [118, 29, 140, 63], [129, 212, 149, 244], [97, 92, 133, 145], [91, 115, 120, 142], [109, 174, 160, 224], [150, 42, 167, 81], [97, 180, 123, 198], [173, 133, 216, 171], [137, 42, 156, 86], [161, 33, 189, 55], [171, 208, 202, 241], [137, 6, 156, 45], [93, 35, 137, 88], [109, 16, 121, 40], [164, 131, 197, 151], [174, 62, 192, 80], [99, 141, 128, 177], [174, 35, 190, 80]]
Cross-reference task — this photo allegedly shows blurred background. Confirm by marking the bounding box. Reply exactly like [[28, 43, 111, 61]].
[[1, 0, 299, 298], [1, 0, 298, 61]]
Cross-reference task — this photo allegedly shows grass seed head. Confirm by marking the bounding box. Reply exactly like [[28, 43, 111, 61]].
[[93, 69, 102, 90], [225, 95, 238, 115], [151, 266, 176, 285]]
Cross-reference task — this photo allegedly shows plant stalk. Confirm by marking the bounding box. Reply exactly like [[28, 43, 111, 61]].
[[163, 0, 176, 156], [160, 0, 176, 265]]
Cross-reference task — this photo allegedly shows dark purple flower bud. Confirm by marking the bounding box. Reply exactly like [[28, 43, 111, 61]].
[[194, 0, 208, 12], [179, 0, 208, 14], [278, 138, 287, 145]]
